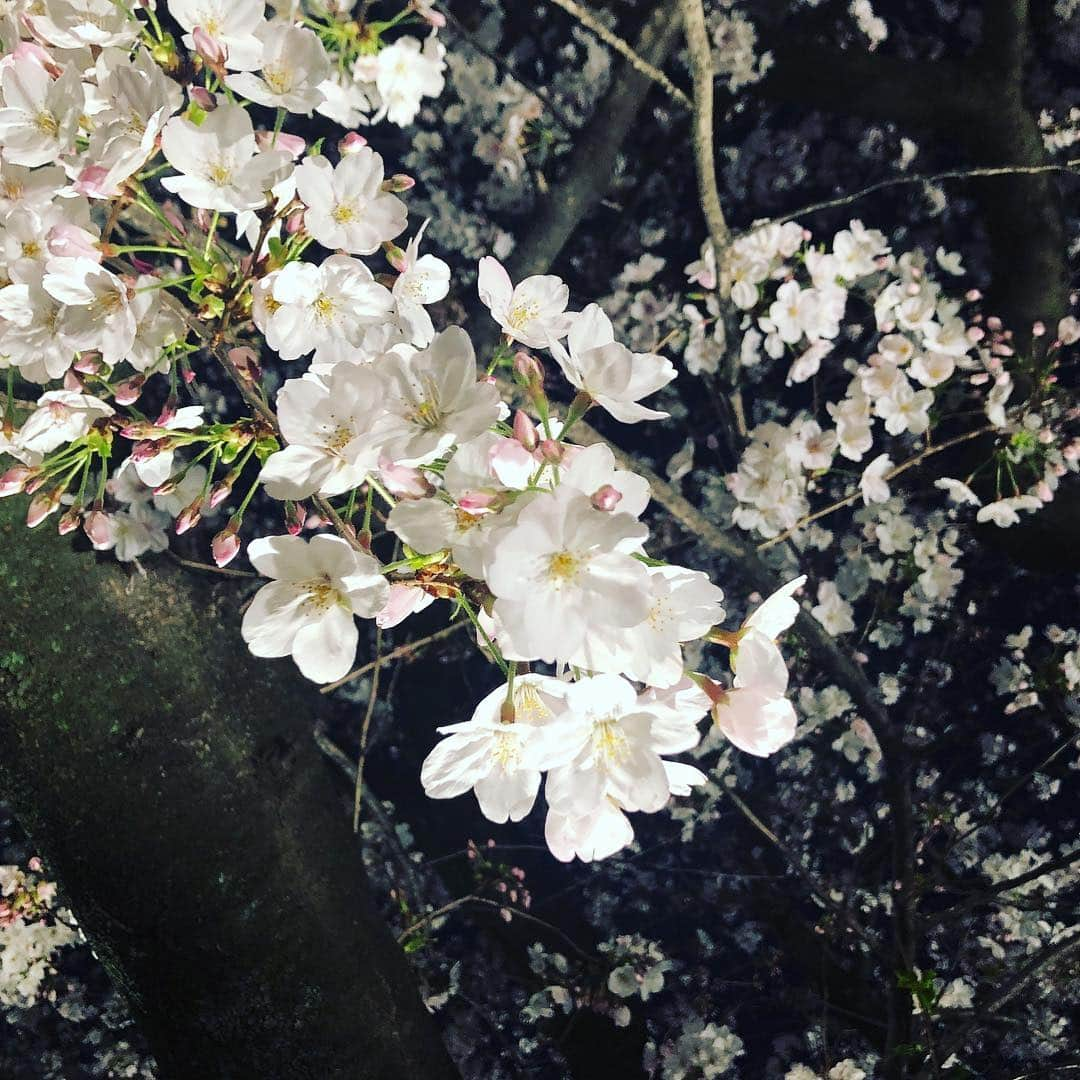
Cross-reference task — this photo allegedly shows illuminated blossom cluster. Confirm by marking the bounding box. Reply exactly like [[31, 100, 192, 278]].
[[0, 0, 806, 865]]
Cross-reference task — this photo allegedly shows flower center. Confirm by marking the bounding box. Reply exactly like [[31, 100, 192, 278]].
[[208, 162, 232, 185], [300, 574, 343, 613], [263, 64, 292, 95], [507, 300, 538, 329], [313, 294, 336, 322], [513, 682, 551, 724], [491, 730, 522, 769], [592, 718, 628, 763], [546, 550, 581, 582], [331, 202, 357, 224], [34, 111, 59, 137]]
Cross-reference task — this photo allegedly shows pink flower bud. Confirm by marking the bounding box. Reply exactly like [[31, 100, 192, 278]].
[[987, 315, 1003, 332], [73, 352, 102, 375], [63, 370, 84, 391], [153, 478, 177, 496], [285, 208, 305, 235], [0, 465, 35, 497], [512, 410, 538, 451], [384, 243, 407, 273], [590, 484, 622, 511], [27, 489, 61, 528], [457, 491, 497, 511], [131, 438, 167, 463], [513, 351, 543, 384], [174, 499, 203, 535], [84, 509, 113, 548], [156, 396, 178, 427], [255, 129, 305, 157], [192, 25, 226, 65], [48, 222, 101, 262], [1032, 320, 1046, 338], [73, 164, 112, 199], [381, 173, 415, 193], [114, 375, 146, 405], [57, 508, 81, 535], [285, 501, 307, 535], [162, 202, 186, 235], [965, 288, 982, 302], [193, 207, 212, 233], [539, 439, 563, 464], [212, 521, 242, 567], [189, 86, 216, 111], [208, 478, 233, 509], [338, 132, 368, 154], [378, 456, 434, 499]]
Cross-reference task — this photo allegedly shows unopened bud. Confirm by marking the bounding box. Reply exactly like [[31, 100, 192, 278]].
[[57, 508, 80, 535], [48, 222, 100, 262], [73, 352, 102, 375], [27, 489, 61, 528], [513, 351, 543, 386], [965, 288, 982, 302], [131, 438, 168, 463], [156, 396, 178, 427], [339, 132, 368, 155], [285, 501, 307, 535], [113, 375, 145, 405], [381, 173, 415, 193], [63, 370, 84, 391], [189, 86, 216, 111], [1032, 320, 1046, 338], [384, 242, 407, 273], [174, 498, 203, 535], [590, 484, 622, 511], [538, 439, 563, 464], [212, 520, 242, 567], [192, 25, 226, 66], [84, 509, 113, 548], [0, 465, 35, 497], [208, 477, 234, 509], [512, 409, 538, 451], [285, 208, 305, 235]]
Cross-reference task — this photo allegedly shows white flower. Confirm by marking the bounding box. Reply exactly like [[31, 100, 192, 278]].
[[484, 485, 651, 665], [545, 799, 635, 863], [161, 104, 293, 212], [811, 580, 855, 635], [742, 575, 807, 639], [934, 477, 981, 506], [374, 33, 445, 126], [17, 390, 113, 456], [259, 366, 388, 500], [859, 453, 893, 504], [30, 0, 139, 48], [477, 256, 571, 347], [258, 255, 394, 361], [420, 674, 572, 823], [131, 406, 205, 488], [112, 501, 170, 562], [571, 565, 726, 688], [975, 495, 1041, 528], [875, 380, 933, 436], [385, 497, 492, 578], [392, 220, 450, 346], [0, 56, 83, 167], [295, 149, 407, 254], [550, 304, 676, 422], [935, 246, 965, 276], [167, 0, 264, 69], [1057, 315, 1080, 345], [42, 258, 137, 367], [242, 534, 389, 684], [225, 24, 331, 114], [714, 630, 797, 757], [0, 266, 74, 382], [545, 675, 672, 817], [908, 350, 955, 387], [377, 326, 502, 465], [986, 376, 1013, 427]]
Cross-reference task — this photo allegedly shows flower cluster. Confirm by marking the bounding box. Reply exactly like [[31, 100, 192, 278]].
[[0, 0, 806, 864]]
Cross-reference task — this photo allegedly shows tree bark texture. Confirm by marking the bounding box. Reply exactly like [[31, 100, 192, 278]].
[[0, 502, 461, 1080]]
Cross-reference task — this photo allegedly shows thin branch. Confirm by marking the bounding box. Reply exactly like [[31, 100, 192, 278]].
[[353, 626, 383, 833], [543, 0, 691, 108], [166, 551, 258, 578], [397, 894, 593, 960], [747, 159, 1080, 234], [757, 425, 996, 550], [320, 622, 467, 694], [677, 0, 731, 252]]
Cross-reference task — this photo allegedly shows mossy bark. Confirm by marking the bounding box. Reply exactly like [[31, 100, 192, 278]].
[[0, 502, 460, 1080]]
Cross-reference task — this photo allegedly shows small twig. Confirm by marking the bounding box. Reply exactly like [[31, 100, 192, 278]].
[[320, 622, 467, 694], [166, 551, 258, 578], [543, 0, 691, 108], [397, 894, 593, 960], [353, 625, 383, 834], [746, 158, 1080, 235], [757, 425, 996, 550]]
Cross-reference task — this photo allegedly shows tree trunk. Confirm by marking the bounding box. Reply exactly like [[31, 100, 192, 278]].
[[0, 502, 460, 1080]]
